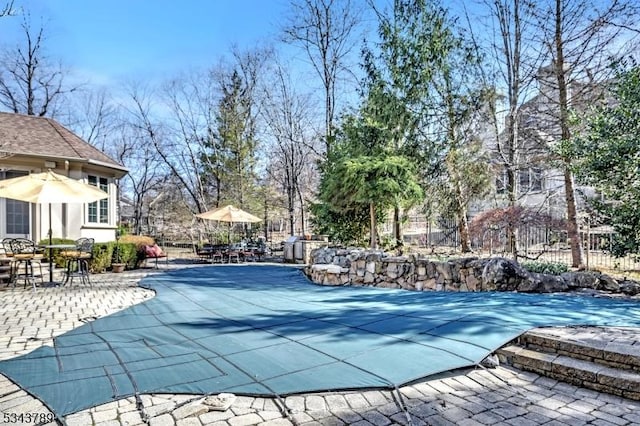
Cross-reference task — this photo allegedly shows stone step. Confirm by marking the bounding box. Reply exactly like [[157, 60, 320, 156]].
[[515, 329, 640, 372], [497, 345, 640, 401]]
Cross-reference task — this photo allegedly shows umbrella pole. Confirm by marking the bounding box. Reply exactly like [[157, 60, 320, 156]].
[[49, 204, 54, 283]]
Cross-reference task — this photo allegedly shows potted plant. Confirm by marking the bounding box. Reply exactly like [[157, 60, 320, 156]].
[[111, 231, 126, 273]]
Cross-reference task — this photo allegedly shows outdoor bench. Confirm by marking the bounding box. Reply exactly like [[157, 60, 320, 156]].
[[142, 244, 168, 268]]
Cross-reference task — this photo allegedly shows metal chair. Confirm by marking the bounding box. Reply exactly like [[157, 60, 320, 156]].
[[211, 249, 224, 263], [227, 249, 241, 263], [62, 238, 94, 286], [1, 237, 14, 257], [0, 238, 15, 286], [9, 238, 44, 290]]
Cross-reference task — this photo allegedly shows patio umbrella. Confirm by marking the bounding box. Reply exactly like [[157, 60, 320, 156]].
[[0, 170, 108, 282], [195, 204, 262, 243], [196, 204, 262, 223]]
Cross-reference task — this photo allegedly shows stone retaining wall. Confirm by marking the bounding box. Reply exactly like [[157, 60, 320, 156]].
[[306, 247, 640, 296]]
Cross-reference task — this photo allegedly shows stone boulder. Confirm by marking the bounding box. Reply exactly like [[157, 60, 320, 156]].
[[522, 272, 569, 293], [365, 251, 385, 262], [561, 271, 600, 289], [310, 247, 337, 265], [481, 257, 531, 291], [334, 255, 351, 268], [619, 280, 640, 296], [598, 274, 620, 292]]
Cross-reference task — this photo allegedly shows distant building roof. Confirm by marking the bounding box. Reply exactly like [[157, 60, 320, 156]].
[[0, 112, 127, 172]]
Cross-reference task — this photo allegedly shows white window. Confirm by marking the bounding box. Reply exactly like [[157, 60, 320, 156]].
[[87, 175, 109, 224]]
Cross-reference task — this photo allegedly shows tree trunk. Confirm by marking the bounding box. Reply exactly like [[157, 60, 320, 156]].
[[370, 202, 377, 249], [289, 207, 295, 236], [506, 108, 519, 259], [555, 0, 583, 267], [298, 187, 305, 236], [263, 197, 268, 240], [393, 206, 402, 247], [563, 164, 584, 267], [458, 213, 472, 253], [288, 179, 295, 236], [450, 160, 472, 253]]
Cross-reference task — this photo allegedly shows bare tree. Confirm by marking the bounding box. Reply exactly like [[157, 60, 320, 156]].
[[469, 0, 546, 259], [261, 59, 318, 236], [161, 72, 218, 214], [0, 14, 76, 117], [530, 0, 639, 267], [112, 120, 166, 235], [133, 46, 270, 222], [127, 80, 212, 217], [1, 1, 15, 17], [283, 0, 362, 154], [62, 89, 116, 150]]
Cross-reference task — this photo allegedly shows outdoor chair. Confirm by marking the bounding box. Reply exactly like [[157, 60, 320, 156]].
[[61, 238, 94, 286], [143, 244, 168, 268], [226, 249, 241, 263], [241, 249, 257, 262], [9, 238, 44, 290], [0, 238, 14, 285], [211, 249, 224, 263], [196, 244, 214, 262], [1, 238, 14, 257]]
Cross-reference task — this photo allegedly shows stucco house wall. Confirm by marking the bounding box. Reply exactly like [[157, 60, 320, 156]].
[[0, 112, 128, 243]]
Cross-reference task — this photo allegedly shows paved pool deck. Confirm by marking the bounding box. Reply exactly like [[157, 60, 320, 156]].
[[1, 263, 639, 426]]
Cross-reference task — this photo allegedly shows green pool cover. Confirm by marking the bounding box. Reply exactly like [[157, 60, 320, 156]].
[[1, 265, 639, 418]]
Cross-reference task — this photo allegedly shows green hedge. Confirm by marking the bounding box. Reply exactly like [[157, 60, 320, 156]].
[[37, 239, 141, 273], [520, 261, 569, 275]]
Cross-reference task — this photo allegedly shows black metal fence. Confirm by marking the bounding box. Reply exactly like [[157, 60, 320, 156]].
[[408, 219, 640, 272]]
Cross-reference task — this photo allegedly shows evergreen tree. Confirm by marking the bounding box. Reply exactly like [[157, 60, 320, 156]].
[[367, 0, 491, 252], [570, 65, 640, 256], [312, 93, 422, 248], [206, 70, 258, 209]]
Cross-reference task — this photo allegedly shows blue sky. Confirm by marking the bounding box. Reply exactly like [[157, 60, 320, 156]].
[[3, 0, 292, 85]]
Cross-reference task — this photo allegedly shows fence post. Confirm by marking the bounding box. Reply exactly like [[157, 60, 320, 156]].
[[585, 218, 590, 271]]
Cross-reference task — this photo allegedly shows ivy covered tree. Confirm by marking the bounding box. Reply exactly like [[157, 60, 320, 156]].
[[570, 65, 640, 256]]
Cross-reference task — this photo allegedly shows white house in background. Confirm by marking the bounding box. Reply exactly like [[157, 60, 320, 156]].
[[0, 112, 128, 242]]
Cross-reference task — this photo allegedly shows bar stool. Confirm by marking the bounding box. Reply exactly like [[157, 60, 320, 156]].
[[62, 238, 94, 286], [9, 238, 44, 291]]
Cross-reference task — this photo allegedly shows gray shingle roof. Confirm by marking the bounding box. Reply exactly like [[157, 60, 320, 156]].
[[0, 112, 126, 171]]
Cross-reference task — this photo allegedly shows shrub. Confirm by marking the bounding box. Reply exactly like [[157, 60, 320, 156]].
[[33, 238, 148, 273], [116, 242, 138, 269], [37, 238, 75, 268], [520, 261, 569, 275], [37, 236, 155, 273], [120, 235, 154, 250], [468, 206, 566, 250], [91, 243, 114, 273]]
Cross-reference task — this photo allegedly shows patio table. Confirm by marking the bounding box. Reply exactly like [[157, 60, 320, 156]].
[[39, 244, 75, 286]]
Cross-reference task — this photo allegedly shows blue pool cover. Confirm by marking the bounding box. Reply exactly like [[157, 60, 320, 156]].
[[1, 265, 639, 418]]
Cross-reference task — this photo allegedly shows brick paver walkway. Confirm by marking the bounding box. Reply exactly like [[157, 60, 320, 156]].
[[1, 264, 639, 426]]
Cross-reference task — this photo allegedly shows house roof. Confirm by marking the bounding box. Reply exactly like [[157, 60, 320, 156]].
[[0, 112, 127, 172]]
